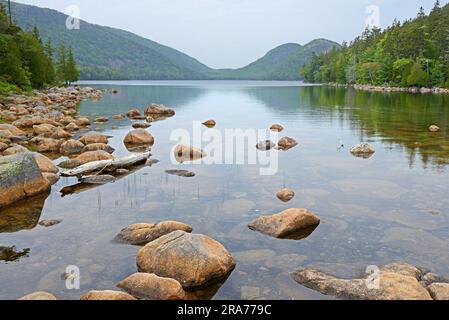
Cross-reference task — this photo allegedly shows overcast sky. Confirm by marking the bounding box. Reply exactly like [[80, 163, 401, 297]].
[[15, 0, 448, 68]]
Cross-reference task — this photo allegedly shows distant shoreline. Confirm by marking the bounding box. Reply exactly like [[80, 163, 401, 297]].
[[323, 83, 449, 94]]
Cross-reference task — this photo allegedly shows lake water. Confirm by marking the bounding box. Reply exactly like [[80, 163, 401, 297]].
[[1, 81, 449, 300]]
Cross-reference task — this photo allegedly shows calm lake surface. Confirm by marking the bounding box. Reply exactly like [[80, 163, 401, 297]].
[[1, 81, 449, 300]]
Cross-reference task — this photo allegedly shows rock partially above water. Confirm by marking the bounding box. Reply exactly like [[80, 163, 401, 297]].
[[276, 188, 295, 202], [60, 139, 85, 156], [81, 143, 115, 154], [117, 273, 186, 300], [0, 153, 51, 208], [202, 120, 216, 127], [79, 132, 109, 145], [144, 104, 175, 116], [132, 122, 151, 129], [80, 290, 136, 301], [18, 291, 57, 300], [270, 124, 284, 132], [276, 137, 298, 151], [58, 150, 115, 169], [174, 144, 207, 163], [115, 221, 193, 246], [136, 230, 236, 289], [292, 263, 449, 300], [350, 143, 375, 158], [127, 108, 142, 119], [124, 129, 154, 146], [256, 140, 275, 151], [429, 125, 440, 132], [248, 208, 320, 239]]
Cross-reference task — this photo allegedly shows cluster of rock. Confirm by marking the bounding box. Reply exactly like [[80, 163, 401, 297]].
[[292, 263, 449, 300], [86, 222, 234, 300], [325, 83, 449, 94]]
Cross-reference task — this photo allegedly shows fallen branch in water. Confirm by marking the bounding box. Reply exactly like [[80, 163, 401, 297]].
[[60, 152, 150, 177]]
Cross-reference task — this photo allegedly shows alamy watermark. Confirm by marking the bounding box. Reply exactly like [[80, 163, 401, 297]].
[[365, 5, 381, 29], [65, 5, 80, 30], [65, 265, 80, 290], [365, 265, 380, 290], [170, 122, 280, 176]]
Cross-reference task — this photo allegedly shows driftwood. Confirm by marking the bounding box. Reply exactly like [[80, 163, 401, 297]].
[[60, 152, 150, 177]]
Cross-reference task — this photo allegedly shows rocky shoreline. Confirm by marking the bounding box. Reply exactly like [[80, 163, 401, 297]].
[[324, 83, 449, 94]]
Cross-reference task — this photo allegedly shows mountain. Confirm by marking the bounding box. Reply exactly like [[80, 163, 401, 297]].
[[215, 39, 340, 80], [5, 1, 340, 80]]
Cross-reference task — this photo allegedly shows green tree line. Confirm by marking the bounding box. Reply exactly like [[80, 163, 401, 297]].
[[0, 3, 79, 94], [301, 1, 449, 88]]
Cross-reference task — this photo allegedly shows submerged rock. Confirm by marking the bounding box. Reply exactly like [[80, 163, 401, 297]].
[[174, 144, 207, 163], [165, 170, 195, 177], [18, 291, 57, 300], [124, 129, 154, 145], [80, 290, 136, 301], [117, 273, 186, 300], [256, 140, 275, 151], [291, 263, 449, 300], [0, 246, 30, 262], [0, 153, 51, 208], [94, 116, 109, 123], [276, 188, 295, 202], [136, 231, 235, 289], [248, 208, 320, 239], [38, 219, 62, 227], [276, 137, 298, 151], [79, 175, 116, 185], [350, 143, 375, 158], [115, 221, 193, 246]]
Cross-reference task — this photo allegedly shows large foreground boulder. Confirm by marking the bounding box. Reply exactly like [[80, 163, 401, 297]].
[[18, 291, 57, 300], [291, 263, 449, 300], [136, 231, 235, 289], [115, 221, 193, 246], [117, 273, 186, 300], [248, 208, 320, 239], [0, 153, 50, 208]]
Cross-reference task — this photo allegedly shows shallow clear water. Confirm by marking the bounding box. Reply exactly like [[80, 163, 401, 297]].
[[1, 81, 449, 300]]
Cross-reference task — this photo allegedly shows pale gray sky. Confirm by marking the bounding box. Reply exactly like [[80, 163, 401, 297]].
[[15, 0, 448, 68]]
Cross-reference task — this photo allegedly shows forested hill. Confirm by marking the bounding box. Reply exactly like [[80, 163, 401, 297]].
[[301, 1, 449, 88], [210, 39, 340, 80], [6, 1, 338, 80]]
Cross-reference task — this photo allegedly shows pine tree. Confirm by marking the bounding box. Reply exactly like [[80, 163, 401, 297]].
[[44, 39, 55, 85], [65, 47, 79, 85], [56, 42, 67, 85], [407, 60, 430, 87]]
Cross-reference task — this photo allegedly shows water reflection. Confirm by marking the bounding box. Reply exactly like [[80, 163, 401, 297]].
[[0, 246, 30, 263], [0, 192, 49, 233]]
